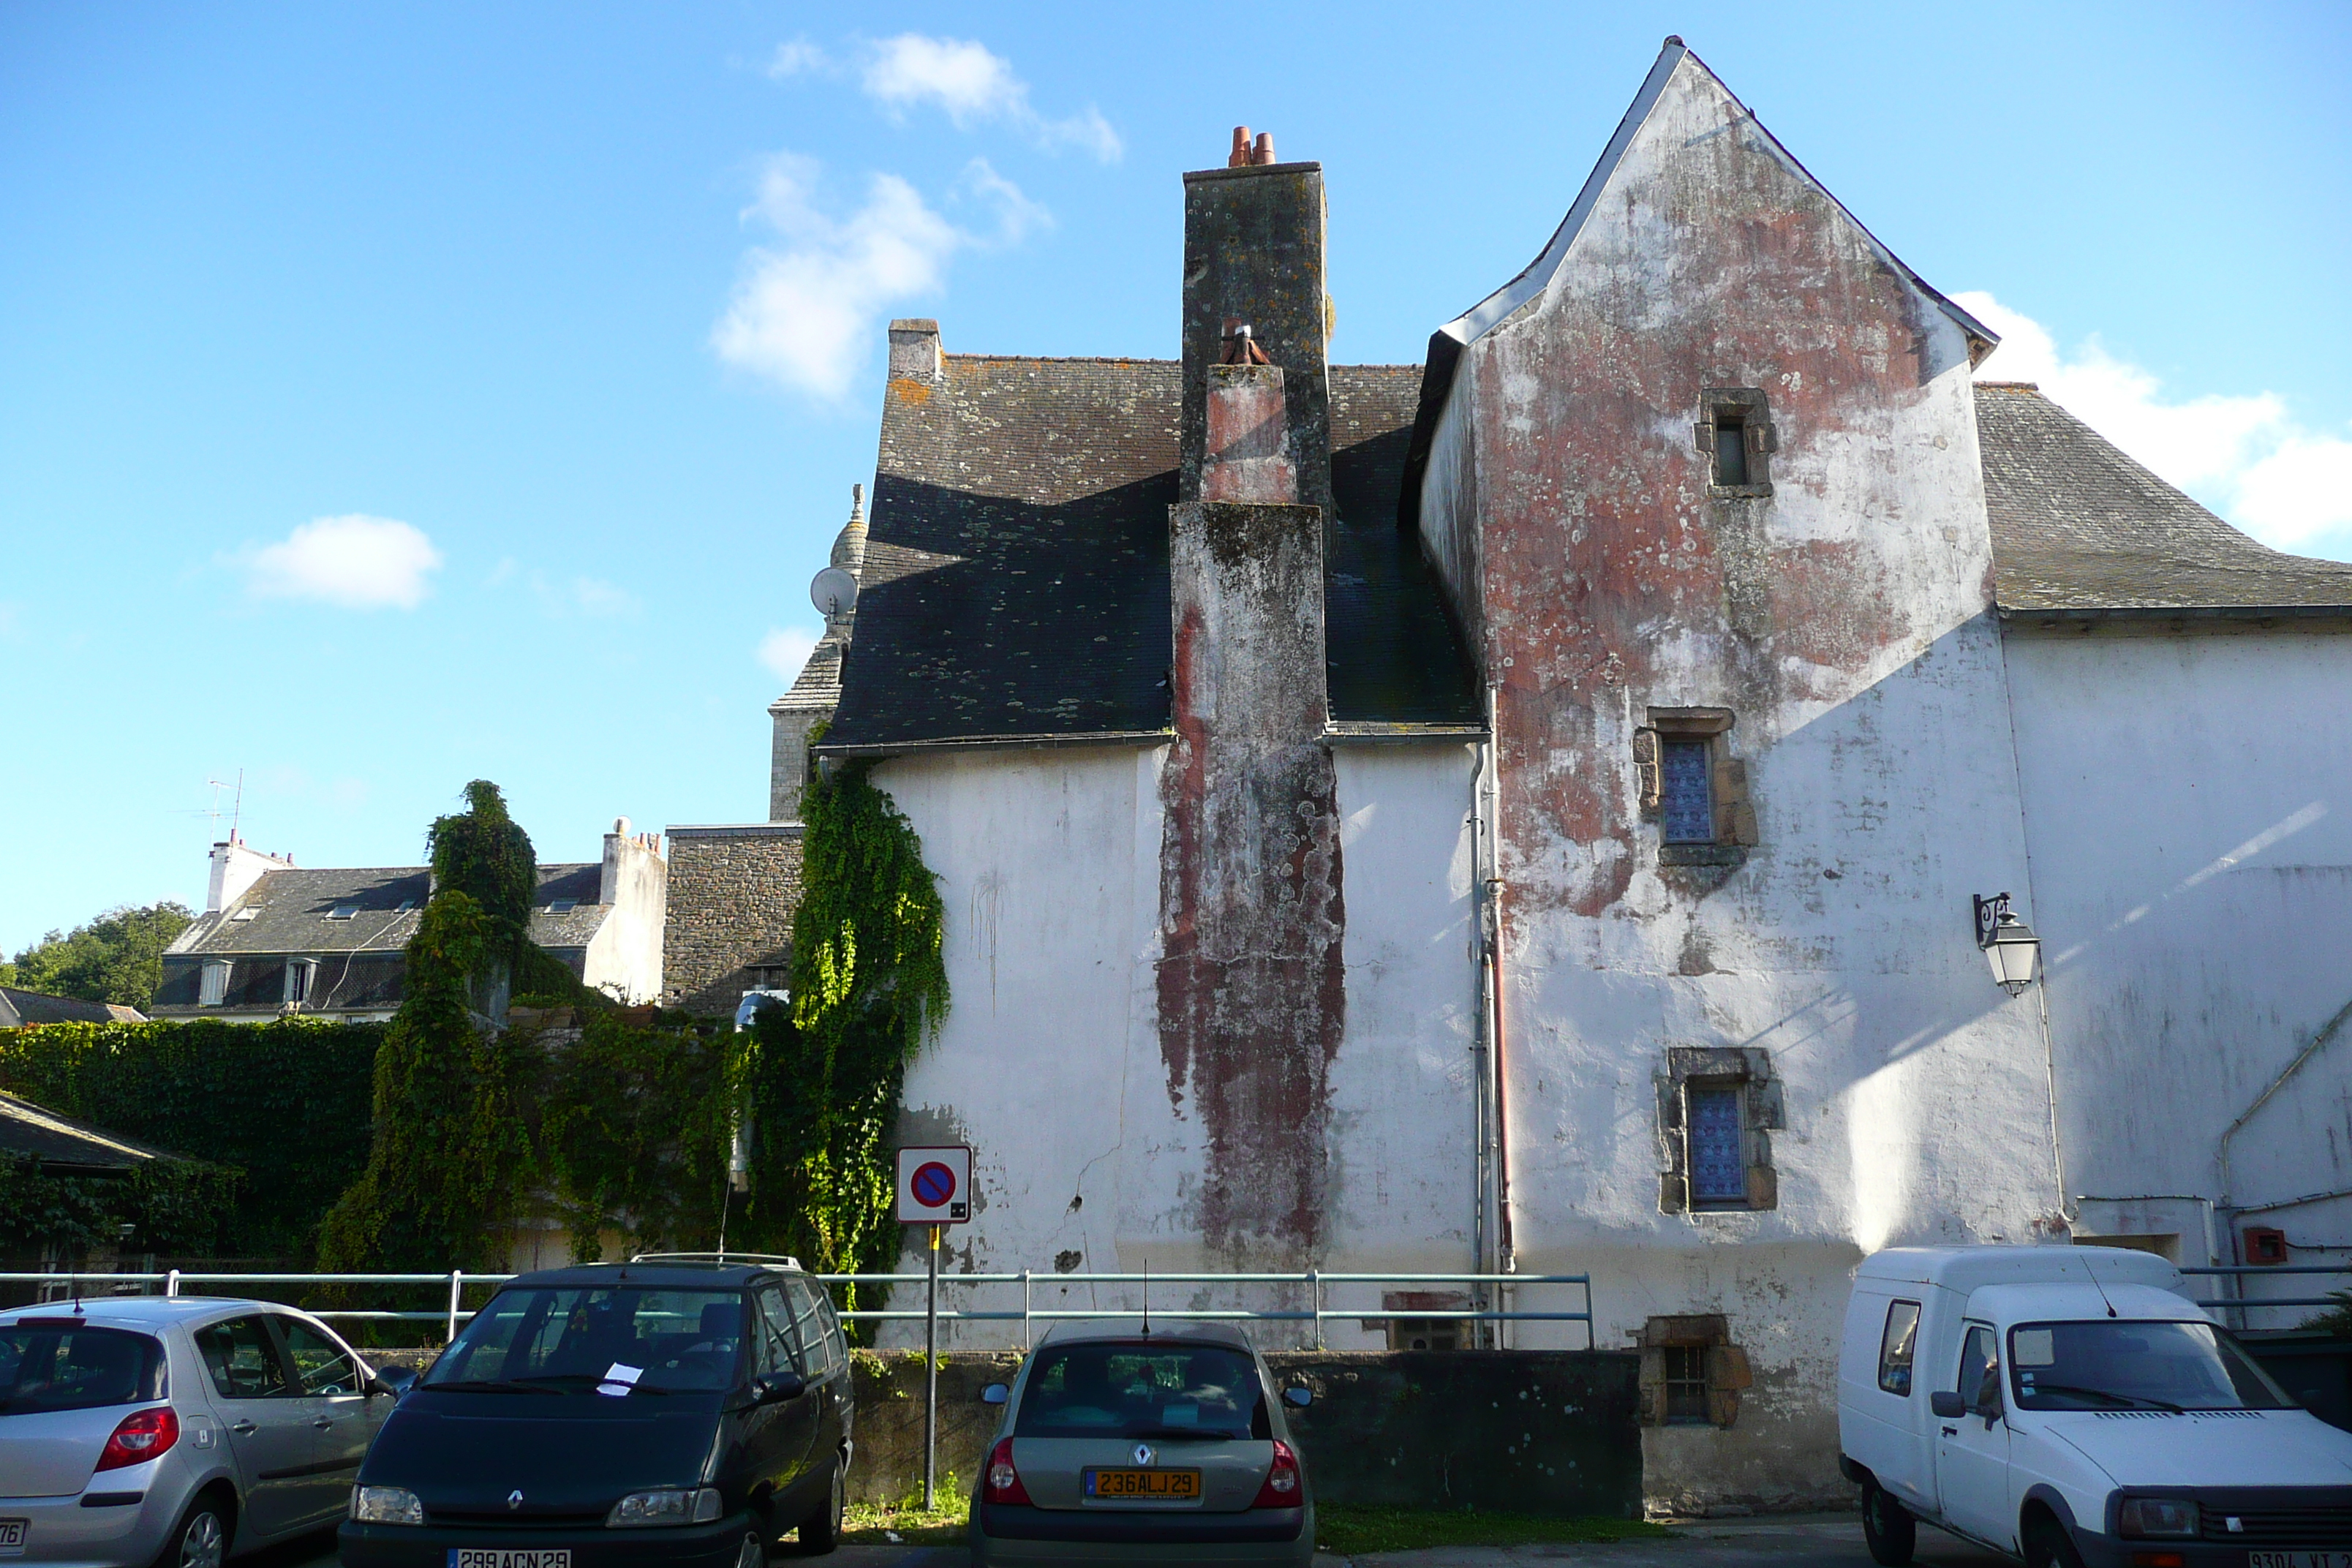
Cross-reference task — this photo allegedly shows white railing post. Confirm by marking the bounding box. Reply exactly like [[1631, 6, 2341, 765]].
[[165, 1269, 181, 1298], [445, 1270, 463, 1344], [1022, 1269, 1032, 1350], [1310, 1270, 1322, 1351]]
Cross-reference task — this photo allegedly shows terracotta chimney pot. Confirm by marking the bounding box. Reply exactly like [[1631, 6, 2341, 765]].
[[1229, 126, 1252, 167], [1251, 131, 1275, 165]]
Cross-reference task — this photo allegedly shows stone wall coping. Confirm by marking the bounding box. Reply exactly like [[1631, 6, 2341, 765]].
[[666, 823, 807, 840]]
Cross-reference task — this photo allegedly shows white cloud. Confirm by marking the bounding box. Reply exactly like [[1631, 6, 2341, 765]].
[[1961, 292, 2352, 560], [859, 34, 1121, 162], [760, 626, 822, 685], [711, 154, 1046, 399], [245, 514, 442, 609], [766, 38, 829, 78], [551, 576, 640, 618]]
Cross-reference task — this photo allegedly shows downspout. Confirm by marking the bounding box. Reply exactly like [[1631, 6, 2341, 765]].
[[1485, 682, 1518, 1344], [2217, 994, 2352, 1218]]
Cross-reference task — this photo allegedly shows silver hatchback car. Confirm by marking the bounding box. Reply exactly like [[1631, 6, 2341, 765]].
[[0, 1297, 402, 1568], [969, 1319, 1315, 1568]]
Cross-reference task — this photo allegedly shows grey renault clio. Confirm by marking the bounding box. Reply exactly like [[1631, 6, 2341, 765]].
[[969, 1319, 1315, 1567]]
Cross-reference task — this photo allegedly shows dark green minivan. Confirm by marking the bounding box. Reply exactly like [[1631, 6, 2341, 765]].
[[339, 1259, 851, 1568]]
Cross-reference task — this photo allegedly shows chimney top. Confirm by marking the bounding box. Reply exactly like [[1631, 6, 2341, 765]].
[[887, 319, 943, 382], [1226, 127, 1278, 167]]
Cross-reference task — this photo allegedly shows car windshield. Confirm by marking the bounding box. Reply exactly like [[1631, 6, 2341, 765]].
[[1016, 1341, 1267, 1440], [0, 1322, 165, 1415], [423, 1288, 745, 1394], [2008, 1319, 2295, 1411]]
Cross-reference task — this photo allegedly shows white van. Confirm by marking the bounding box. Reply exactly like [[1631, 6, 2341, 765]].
[[1839, 1246, 2352, 1568]]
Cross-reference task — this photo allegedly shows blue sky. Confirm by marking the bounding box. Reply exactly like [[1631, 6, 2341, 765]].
[[4, 2, 2348, 951]]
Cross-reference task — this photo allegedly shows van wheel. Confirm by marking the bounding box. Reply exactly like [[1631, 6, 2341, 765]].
[[2027, 1519, 2087, 1568], [796, 1452, 845, 1556], [156, 1497, 229, 1568], [1861, 1480, 1916, 1567]]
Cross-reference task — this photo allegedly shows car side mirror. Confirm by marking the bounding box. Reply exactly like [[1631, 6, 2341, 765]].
[[368, 1366, 418, 1398], [1929, 1390, 1967, 1418], [980, 1383, 1009, 1406], [754, 1373, 807, 1406], [1282, 1387, 1313, 1409]]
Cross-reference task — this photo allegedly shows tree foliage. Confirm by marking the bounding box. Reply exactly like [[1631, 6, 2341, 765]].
[[0, 1017, 378, 1256], [736, 763, 947, 1308], [0, 1154, 245, 1259], [5, 902, 194, 1011], [315, 890, 539, 1272], [538, 1011, 732, 1259], [428, 781, 538, 963]]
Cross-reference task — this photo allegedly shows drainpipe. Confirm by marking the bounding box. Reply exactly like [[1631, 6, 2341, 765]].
[[1484, 683, 1518, 1346]]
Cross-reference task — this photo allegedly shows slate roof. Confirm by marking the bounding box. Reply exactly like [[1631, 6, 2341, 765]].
[[1977, 383, 2352, 616], [825, 355, 1480, 751], [0, 987, 145, 1028], [0, 1089, 174, 1175], [169, 864, 611, 958]]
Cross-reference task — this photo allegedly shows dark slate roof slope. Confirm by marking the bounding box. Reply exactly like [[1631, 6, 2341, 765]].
[[1978, 383, 2352, 614], [170, 864, 608, 956], [827, 355, 1477, 750], [0, 1088, 174, 1175], [0, 987, 144, 1027]]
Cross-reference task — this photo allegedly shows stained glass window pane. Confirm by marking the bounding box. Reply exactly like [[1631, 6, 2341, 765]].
[[1689, 1088, 1744, 1203], [1662, 741, 1714, 843]]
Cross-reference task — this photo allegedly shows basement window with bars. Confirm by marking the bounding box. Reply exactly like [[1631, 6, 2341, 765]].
[[1663, 1344, 1712, 1423]]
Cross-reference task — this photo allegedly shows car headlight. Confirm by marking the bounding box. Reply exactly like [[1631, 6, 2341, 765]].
[[607, 1488, 723, 1528], [2119, 1499, 2199, 1539], [350, 1486, 425, 1526]]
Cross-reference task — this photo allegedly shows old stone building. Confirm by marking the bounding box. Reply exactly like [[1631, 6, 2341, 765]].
[[760, 41, 2352, 1508]]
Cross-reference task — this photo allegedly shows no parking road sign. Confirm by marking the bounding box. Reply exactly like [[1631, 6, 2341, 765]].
[[895, 1145, 972, 1224]]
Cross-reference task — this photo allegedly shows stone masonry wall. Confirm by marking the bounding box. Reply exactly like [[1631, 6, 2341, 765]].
[[662, 825, 803, 1015]]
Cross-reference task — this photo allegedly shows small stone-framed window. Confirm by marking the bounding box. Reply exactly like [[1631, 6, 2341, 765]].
[[1632, 707, 1757, 865], [1694, 388, 1776, 497], [1658, 1046, 1782, 1213], [1635, 1314, 1753, 1428]]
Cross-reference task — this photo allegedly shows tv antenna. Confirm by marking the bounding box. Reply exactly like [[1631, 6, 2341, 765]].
[[206, 771, 245, 842]]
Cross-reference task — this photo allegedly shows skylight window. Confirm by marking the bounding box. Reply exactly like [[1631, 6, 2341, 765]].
[[546, 899, 578, 915], [231, 908, 259, 922], [395, 900, 415, 913], [328, 905, 361, 920]]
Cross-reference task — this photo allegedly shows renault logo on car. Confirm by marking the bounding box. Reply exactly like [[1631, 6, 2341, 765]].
[[1132, 1444, 1154, 1467], [506, 1490, 523, 1510]]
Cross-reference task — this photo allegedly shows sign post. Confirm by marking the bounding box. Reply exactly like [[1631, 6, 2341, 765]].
[[896, 1145, 972, 1512]]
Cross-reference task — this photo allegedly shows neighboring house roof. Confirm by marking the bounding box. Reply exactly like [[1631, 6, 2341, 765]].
[[0, 987, 145, 1028], [825, 354, 1478, 753], [0, 1088, 173, 1176], [167, 864, 611, 960], [1977, 383, 2352, 618]]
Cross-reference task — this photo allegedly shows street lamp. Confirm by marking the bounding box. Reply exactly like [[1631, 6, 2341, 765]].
[[1973, 892, 2040, 997]]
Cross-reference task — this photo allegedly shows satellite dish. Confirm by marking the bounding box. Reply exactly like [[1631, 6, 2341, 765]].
[[811, 566, 859, 618]]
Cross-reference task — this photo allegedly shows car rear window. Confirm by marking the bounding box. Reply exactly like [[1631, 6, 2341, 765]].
[[423, 1288, 747, 1393], [1017, 1341, 1268, 1440], [0, 1322, 166, 1415]]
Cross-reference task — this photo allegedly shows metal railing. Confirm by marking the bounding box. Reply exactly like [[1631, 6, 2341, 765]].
[[2181, 1263, 2350, 1327], [0, 1267, 1594, 1349]]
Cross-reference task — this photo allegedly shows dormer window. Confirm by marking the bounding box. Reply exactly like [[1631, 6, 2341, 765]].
[[199, 960, 230, 1007], [1695, 388, 1776, 497]]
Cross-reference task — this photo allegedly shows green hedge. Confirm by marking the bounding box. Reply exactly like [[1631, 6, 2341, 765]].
[[0, 1017, 380, 1258]]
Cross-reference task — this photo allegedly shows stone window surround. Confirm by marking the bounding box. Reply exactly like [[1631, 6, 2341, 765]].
[[1634, 1313, 1754, 1428], [1694, 387, 1777, 498], [1633, 706, 1757, 866], [1656, 1045, 1782, 1214]]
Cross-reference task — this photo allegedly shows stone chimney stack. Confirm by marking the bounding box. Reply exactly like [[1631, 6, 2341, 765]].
[[888, 318, 943, 383], [1179, 141, 1330, 519]]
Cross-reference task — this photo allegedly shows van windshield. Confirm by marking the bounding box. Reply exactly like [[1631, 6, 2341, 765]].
[[1015, 1341, 1267, 1441], [2008, 1320, 2294, 1411], [423, 1289, 745, 1394], [0, 1323, 165, 1415]]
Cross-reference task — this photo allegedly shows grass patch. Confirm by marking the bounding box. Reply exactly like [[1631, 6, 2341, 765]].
[[1315, 1505, 1668, 1556], [839, 1477, 968, 1547]]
